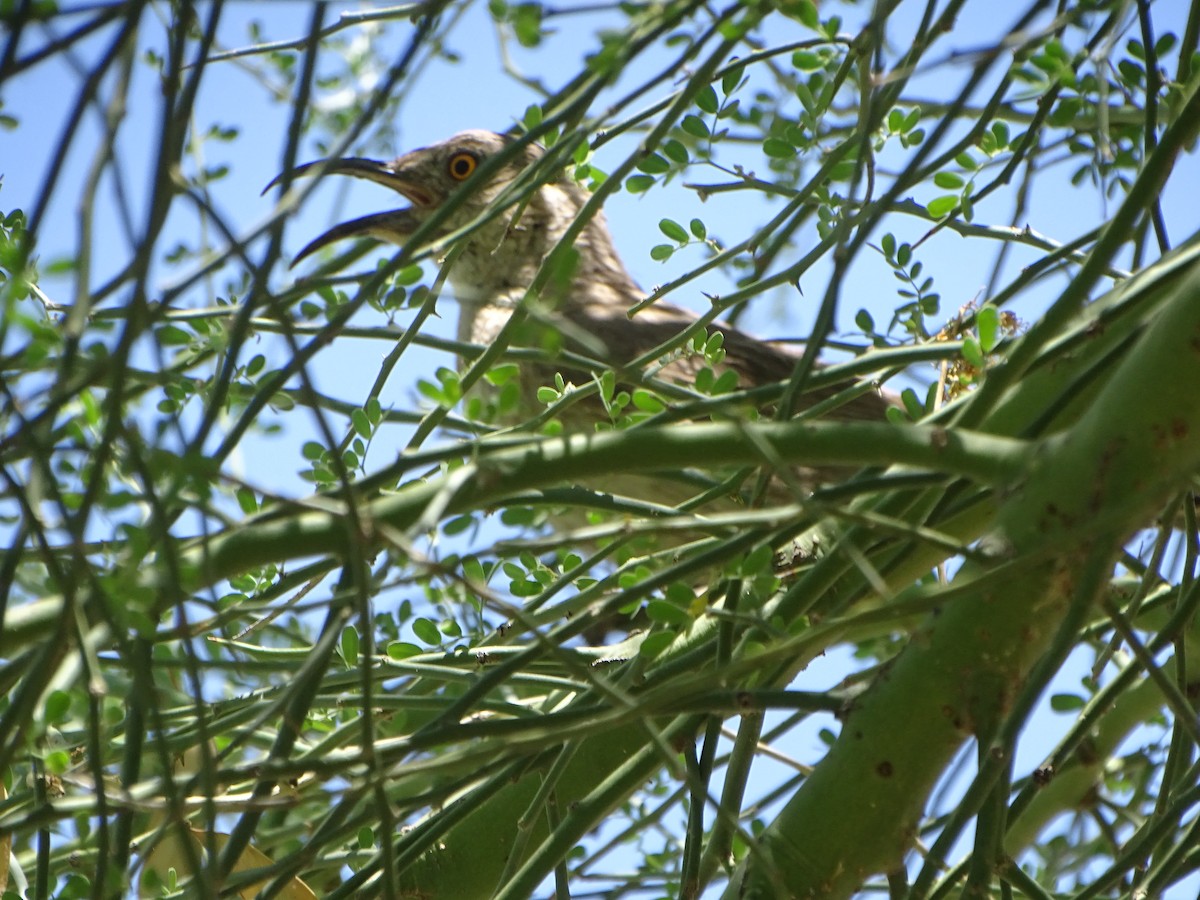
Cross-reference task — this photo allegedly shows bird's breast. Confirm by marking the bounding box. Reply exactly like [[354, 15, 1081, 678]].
[[461, 302, 515, 347]]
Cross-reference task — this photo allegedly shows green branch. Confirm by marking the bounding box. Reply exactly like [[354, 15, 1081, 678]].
[[191, 421, 1025, 591], [726, 247, 1200, 900]]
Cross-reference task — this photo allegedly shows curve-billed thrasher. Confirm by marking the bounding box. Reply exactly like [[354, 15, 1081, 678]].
[[274, 129, 888, 495]]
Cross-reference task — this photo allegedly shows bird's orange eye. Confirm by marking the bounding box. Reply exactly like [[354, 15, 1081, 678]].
[[447, 152, 478, 181]]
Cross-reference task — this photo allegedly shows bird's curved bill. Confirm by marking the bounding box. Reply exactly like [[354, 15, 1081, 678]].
[[290, 209, 423, 266], [265, 158, 431, 267]]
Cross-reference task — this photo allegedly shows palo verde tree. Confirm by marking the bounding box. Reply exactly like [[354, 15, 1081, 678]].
[[2, 1, 1200, 898]]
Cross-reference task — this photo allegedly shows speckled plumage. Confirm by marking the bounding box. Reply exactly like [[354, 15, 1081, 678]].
[[283, 130, 888, 435]]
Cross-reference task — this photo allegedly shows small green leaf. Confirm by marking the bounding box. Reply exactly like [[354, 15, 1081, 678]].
[[792, 50, 822, 71], [666, 582, 695, 605], [717, 19, 747, 41], [646, 599, 692, 627], [933, 171, 964, 189], [923, 383, 939, 414], [1031, 53, 1060, 77], [763, 138, 796, 159], [341, 626, 359, 665], [1117, 59, 1143, 86], [977, 305, 1000, 352], [458, 559, 485, 588], [626, 174, 656, 193], [962, 337, 985, 369], [632, 389, 665, 412], [511, 2, 543, 47], [695, 84, 719, 114], [485, 363, 519, 386], [659, 218, 689, 243], [637, 153, 671, 175], [721, 64, 744, 95], [443, 514, 475, 536], [784, 0, 819, 29], [396, 264, 423, 285], [1050, 693, 1086, 712], [680, 115, 709, 138], [926, 195, 959, 218], [45, 750, 70, 775], [387, 642, 422, 660], [901, 388, 924, 419], [650, 244, 675, 261], [44, 690, 71, 724], [638, 631, 675, 659], [740, 544, 775, 576], [156, 325, 192, 346], [794, 79, 820, 115], [351, 408, 371, 438], [711, 370, 739, 394], [412, 617, 441, 645], [662, 139, 689, 164], [235, 487, 258, 514], [689, 218, 707, 239]]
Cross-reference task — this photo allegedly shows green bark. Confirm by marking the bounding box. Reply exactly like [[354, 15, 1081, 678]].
[[726, 256, 1200, 897]]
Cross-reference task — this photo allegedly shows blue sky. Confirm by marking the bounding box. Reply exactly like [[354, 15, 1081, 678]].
[[4, 1, 1200, 896]]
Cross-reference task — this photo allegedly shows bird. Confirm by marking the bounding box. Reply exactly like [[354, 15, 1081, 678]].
[[272, 129, 890, 507]]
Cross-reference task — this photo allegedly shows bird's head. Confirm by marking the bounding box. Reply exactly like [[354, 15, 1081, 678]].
[[271, 128, 639, 334], [270, 129, 544, 266]]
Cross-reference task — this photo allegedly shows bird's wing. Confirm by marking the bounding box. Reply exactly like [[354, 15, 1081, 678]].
[[555, 301, 889, 421]]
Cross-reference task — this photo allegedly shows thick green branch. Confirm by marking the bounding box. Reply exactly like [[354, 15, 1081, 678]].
[[726, 258, 1200, 899], [191, 421, 1024, 591]]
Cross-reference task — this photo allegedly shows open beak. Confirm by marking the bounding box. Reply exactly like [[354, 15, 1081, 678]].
[[289, 208, 424, 266], [265, 158, 435, 267]]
